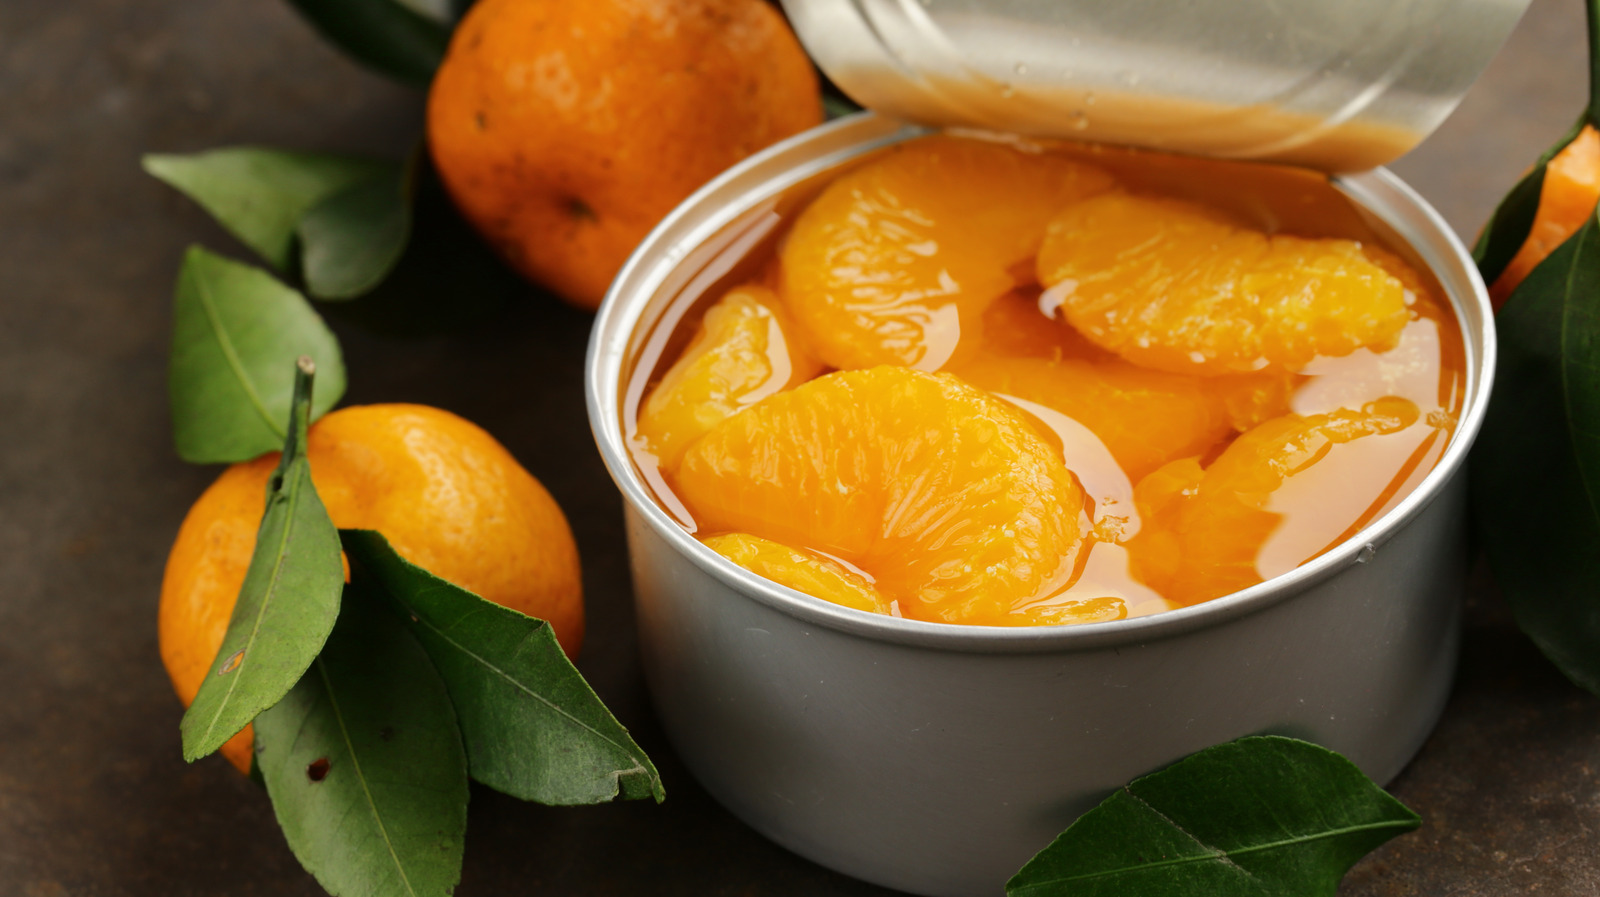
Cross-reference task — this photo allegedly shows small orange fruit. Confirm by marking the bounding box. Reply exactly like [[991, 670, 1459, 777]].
[[427, 0, 823, 310], [1489, 124, 1600, 309], [159, 405, 583, 773], [1037, 192, 1412, 376], [673, 366, 1085, 625], [781, 135, 1115, 371], [634, 284, 821, 471]]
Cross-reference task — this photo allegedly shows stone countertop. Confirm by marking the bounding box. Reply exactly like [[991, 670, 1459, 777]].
[[1, 0, 1594, 894]]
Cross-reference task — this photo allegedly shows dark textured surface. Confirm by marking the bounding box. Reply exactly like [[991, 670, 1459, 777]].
[[0, 0, 1594, 894]]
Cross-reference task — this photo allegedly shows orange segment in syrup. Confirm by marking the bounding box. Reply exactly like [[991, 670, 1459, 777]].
[[950, 355, 1234, 485], [1129, 397, 1423, 605], [702, 532, 892, 615], [1037, 193, 1412, 376], [633, 284, 822, 471], [781, 135, 1115, 371], [673, 366, 1086, 625]]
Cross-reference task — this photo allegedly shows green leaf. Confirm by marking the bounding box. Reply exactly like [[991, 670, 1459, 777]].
[[1473, 117, 1585, 288], [1471, 207, 1600, 694], [282, 0, 452, 88], [143, 148, 392, 271], [1007, 736, 1420, 897], [319, 154, 520, 336], [181, 359, 345, 761], [298, 158, 414, 300], [340, 529, 665, 805], [1589, 0, 1600, 123], [169, 248, 346, 464], [255, 581, 468, 897]]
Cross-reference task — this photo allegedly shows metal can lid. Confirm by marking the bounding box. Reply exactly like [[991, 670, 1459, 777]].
[[783, 0, 1532, 172]]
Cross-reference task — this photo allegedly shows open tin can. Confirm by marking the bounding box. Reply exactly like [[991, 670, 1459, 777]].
[[587, 3, 1517, 893]]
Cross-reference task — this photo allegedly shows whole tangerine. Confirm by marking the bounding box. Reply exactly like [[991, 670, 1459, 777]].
[[426, 0, 823, 310], [159, 404, 583, 774]]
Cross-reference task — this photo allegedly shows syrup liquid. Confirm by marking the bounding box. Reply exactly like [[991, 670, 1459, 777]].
[[620, 135, 1466, 624]]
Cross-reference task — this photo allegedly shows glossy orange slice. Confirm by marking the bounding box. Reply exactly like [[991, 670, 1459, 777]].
[[1129, 397, 1423, 604], [781, 135, 1115, 371], [1037, 193, 1412, 376], [673, 366, 1086, 625], [633, 284, 821, 470], [702, 532, 891, 615]]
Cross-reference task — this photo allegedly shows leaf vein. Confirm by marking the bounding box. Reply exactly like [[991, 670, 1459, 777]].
[[196, 459, 304, 750], [316, 657, 419, 897], [412, 616, 640, 767], [193, 264, 285, 439]]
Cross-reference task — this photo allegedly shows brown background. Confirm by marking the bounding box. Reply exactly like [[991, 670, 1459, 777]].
[[1, 0, 1595, 894]]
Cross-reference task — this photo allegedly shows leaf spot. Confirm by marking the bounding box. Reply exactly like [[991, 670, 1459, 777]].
[[218, 650, 244, 674], [306, 757, 331, 782]]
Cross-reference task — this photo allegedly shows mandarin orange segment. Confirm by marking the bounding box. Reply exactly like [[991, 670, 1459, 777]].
[[673, 366, 1086, 625], [781, 135, 1116, 371], [1128, 397, 1422, 605], [1490, 124, 1600, 309], [948, 355, 1233, 483], [702, 532, 892, 615], [947, 285, 1115, 367], [1037, 193, 1411, 376], [634, 284, 822, 471], [1208, 371, 1304, 432]]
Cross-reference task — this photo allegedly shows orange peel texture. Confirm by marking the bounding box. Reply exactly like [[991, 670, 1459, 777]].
[[427, 0, 822, 309], [160, 405, 582, 773]]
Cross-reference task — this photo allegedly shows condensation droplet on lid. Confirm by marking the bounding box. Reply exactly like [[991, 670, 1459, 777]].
[[219, 650, 244, 675], [1084, 92, 1097, 106], [1356, 543, 1377, 564], [1013, 62, 1028, 75]]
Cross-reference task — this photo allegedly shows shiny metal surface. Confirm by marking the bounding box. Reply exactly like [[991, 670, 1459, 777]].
[[783, 0, 1532, 172], [585, 114, 1496, 896]]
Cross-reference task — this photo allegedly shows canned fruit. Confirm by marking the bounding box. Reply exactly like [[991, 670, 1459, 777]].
[[702, 533, 892, 615], [780, 136, 1114, 371], [948, 355, 1234, 483], [627, 134, 1464, 626], [1037, 193, 1411, 376], [673, 367, 1086, 625], [633, 284, 821, 470], [1129, 397, 1425, 605], [1488, 124, 1600, 309], [427, 0, 822, 310]]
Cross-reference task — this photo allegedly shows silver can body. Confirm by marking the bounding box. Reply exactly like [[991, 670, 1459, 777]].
[[783, 0, 1531, 172], [586, 114, 1495, 897]]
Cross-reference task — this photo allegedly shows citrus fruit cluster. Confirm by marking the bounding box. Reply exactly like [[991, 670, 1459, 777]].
[[630, 135, 1464, 626]]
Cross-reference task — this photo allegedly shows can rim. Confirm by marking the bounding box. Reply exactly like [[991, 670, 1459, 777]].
[[585, 112, 1496, 655]]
